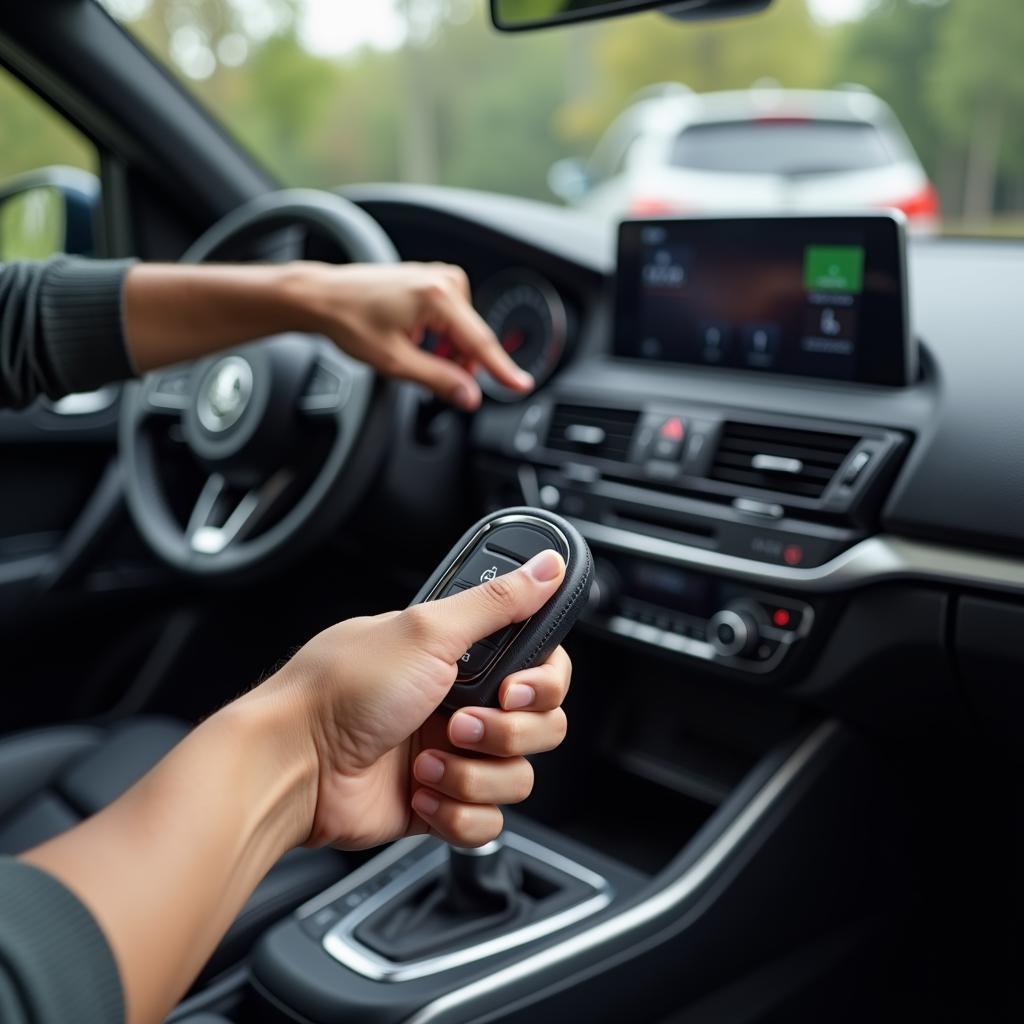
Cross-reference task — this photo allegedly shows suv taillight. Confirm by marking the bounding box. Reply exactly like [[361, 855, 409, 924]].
[[881, 182, 941, 220]]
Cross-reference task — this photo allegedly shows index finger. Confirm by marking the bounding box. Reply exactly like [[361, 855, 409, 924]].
[[431, 288, 534, 395]]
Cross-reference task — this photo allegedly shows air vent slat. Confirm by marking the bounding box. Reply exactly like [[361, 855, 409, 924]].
[[717, 438, 850, 466], [547, 404, 639, 462], [710, 421, 858, 500]]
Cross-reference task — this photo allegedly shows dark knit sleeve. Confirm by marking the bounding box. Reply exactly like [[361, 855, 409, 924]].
[[0, 257, 136, 408], [0, 858, 124, 1023]]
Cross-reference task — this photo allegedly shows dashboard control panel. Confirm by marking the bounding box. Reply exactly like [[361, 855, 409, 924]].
[[584, 550, 814, 674]]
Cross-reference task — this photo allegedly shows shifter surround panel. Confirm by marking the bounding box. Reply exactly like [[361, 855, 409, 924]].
[[304, 833, 613, 982], [411, 507, 594, 712]]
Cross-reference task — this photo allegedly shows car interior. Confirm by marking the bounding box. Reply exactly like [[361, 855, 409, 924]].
[[1, 0, 1023, 1022]]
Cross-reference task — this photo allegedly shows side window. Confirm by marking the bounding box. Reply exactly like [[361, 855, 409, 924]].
[[0, 65, 100, 261]]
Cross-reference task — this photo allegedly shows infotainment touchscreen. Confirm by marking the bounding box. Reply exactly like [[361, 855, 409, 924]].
[[614, 214, 913, 386]]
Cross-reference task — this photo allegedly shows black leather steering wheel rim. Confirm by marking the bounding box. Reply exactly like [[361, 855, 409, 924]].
[[119, 189, 399, 579]]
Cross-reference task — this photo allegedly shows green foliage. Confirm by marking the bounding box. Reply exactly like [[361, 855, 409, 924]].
[[930, 0, 1024, 173], [561, 0, 835, 144], [0, 188, 65, 261], [834, 0, 950, 172], [0, 73, 96, 182]]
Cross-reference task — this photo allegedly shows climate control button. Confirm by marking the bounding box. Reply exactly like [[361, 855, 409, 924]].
[[708, 608, 761, 658]]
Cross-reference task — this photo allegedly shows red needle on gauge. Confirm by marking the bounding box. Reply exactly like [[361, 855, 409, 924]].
[[502, 329, 525, 355]]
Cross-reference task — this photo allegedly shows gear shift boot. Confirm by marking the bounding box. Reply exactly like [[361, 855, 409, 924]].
[[353, 838, 601, 965], [313, 832, 616, 981]]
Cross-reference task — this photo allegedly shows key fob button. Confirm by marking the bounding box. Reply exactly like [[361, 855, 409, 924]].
[[484, 525, 561, 564], [456, 642, 498, 681], [455, 550, 520, 589]]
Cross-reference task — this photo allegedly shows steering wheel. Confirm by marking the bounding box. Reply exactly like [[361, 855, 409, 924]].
[[120, 189, 398, 578]]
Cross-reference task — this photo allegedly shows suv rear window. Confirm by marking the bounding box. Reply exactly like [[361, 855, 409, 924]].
[[670, 119, 896, 176]]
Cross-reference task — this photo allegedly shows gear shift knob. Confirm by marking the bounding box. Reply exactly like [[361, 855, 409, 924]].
[[444, 840, 522, 915]]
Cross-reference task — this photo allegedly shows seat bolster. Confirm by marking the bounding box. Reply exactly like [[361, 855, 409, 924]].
[[56, 716, 188, 815], [0, 792, 82, 855], [0, 726, 102, 818]]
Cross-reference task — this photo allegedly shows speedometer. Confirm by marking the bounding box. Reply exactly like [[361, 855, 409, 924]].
[[477, 271, 568, 400]]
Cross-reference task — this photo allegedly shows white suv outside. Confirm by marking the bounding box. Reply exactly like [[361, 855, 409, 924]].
[[550, 84, 940, 232]]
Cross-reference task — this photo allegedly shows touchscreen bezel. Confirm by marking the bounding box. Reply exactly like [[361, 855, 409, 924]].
[[613, 212, 915, 387]]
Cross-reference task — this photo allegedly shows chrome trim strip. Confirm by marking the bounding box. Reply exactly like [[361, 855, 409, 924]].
[[404, 722, 838, 1024], [320, 832, 613, 982], [47, 386, 119, 416], [298, 836, 429, 919], [572, 520, 1024, 597]]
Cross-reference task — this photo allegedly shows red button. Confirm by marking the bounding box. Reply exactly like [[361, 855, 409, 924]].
[[659, 417, 685, 441], [772, 608, 791, 628], [783, 545, 804, 567]]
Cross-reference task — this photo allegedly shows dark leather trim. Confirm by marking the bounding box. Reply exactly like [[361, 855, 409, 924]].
[[0, 725, 101, 817]]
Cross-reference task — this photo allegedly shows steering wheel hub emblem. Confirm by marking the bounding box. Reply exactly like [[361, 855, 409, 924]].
[[198, 356, 253, 433]]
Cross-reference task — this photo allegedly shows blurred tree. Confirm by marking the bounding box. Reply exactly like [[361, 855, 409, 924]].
[[557, 0, 835, 146], [929, 0, 1024, 219], [835, 0, 948, 169], [0, 70, 95, 182]]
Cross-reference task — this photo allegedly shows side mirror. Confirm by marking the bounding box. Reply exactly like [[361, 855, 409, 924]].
[[548, 158, 590, 204], [0, 166, 99, 261], [491, 0, 771, 32]]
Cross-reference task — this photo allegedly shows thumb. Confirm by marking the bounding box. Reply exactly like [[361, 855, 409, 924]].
[[420, 549, 566, 663]]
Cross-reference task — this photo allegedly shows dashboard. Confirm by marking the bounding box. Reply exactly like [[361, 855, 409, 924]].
[[346, 184, 1024, 725]]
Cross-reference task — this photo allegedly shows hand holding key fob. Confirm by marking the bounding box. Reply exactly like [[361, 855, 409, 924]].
[[410, 507, 593, 712]]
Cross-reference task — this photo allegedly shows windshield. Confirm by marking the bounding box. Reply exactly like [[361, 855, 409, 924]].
[[98, 0, 1024, 238]]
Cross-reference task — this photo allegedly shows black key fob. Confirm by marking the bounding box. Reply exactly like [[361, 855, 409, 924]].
[[410, 507, 593, 712]]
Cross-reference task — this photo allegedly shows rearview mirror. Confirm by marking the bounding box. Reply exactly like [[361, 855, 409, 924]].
[[0, 166, 99, 261], [491, 0, 771, 32]]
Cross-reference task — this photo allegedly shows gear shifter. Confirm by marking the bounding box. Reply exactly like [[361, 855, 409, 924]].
[[352, 833, 600, 966], [354, 839, 528, 962], [443, 841, 522, 915]]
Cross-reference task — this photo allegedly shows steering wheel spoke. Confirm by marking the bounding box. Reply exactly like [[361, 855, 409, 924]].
[[187, 470, 294, 555], [297, 346, 355, 417], [143, 366, 194, 417]]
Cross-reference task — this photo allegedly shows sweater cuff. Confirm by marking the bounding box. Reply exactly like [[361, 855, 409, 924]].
[[0, 859, 124, 1024], [39, 257, 137, 395]]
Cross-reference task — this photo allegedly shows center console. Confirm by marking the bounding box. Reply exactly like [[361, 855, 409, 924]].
[[237, 719, 902, 1024]]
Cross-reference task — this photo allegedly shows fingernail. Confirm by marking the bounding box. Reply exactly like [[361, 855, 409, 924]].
[[413, 790, 440, 817], [505, 684, 535, 710], [524, 549, 563, 582], [416, 753, 446, 784], [453, 382, 478, 410], [451, 713, 485, 744], [516, 370, 534, 389]]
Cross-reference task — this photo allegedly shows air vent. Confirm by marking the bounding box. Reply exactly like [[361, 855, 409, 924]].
[[547, 404, 639, 462], [710, 421, 858, 499]]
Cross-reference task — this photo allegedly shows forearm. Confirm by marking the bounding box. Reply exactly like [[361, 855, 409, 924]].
[[21, 683, 316, 1024], [123, 263, 321, 373]]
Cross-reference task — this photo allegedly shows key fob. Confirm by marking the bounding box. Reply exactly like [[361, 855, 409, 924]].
[[410, 507, 593, 712]]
